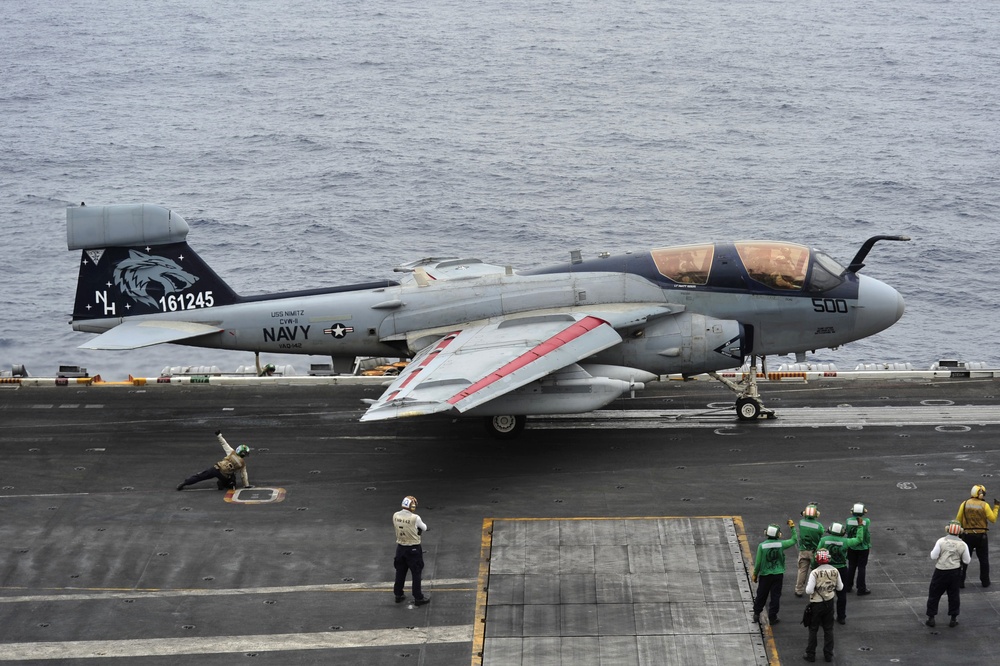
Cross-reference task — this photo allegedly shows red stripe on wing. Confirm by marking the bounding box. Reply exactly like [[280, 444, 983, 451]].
[[446, 316, 605, 406], [395, 331, 461, 391]]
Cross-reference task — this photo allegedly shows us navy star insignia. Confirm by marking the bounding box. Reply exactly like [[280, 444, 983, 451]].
[[325, 323, 354, 338]]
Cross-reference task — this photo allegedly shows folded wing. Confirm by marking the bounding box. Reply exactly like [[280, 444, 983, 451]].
[[360, 313, 623, 421]]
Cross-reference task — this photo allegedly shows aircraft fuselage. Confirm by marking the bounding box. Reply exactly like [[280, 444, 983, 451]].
[[73, 260, 900, 376]]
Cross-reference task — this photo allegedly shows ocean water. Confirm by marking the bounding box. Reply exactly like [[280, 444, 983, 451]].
[[2, 0, 998, 381]]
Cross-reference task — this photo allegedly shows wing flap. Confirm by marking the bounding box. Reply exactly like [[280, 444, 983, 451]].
[[360, 314, 622, 422], [78, 320, 223, 350]]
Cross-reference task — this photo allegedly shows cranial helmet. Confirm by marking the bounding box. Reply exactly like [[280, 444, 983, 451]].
[[971, 485, 987, 500], [802, 503, 819, 518], [401, 495, 418, 511], [235, 445, 250, 457], [852, 503, 867, 516], [765, 524, 781, 538], [829, 522, 846, 536], [947, 521, 963, 536], [815, 549, 831, 565]]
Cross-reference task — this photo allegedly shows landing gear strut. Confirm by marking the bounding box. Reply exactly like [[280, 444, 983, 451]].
[[484, 415, 526, 439], [709, 355, 777, 421]]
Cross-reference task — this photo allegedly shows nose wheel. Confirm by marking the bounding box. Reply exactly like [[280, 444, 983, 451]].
[[710, 355, 777, 421], [736, 397, 762, 421], [734, 396, 775, 421]]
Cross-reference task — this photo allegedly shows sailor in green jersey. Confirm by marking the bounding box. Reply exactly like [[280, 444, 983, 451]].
[[816, 521, 866, 625], [794, 503, 826, 597], [751, 520, 798, 624], [845, 502, 872, 595]]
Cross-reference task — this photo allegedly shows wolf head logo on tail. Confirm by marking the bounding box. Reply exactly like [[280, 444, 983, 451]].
[[113, 250, 199, 308]]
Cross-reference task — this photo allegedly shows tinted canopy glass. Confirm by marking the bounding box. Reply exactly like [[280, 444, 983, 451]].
[[735, 241, 809, 290]]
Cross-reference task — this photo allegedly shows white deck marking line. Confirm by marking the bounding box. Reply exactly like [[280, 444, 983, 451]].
[[531, 405, 1000, 428], [0, 578, 476, 603], [0, 493, 91, 499], [0, 625, 474, 660]]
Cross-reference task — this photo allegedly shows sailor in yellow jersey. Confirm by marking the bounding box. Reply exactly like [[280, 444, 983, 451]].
[[392, 495, 431, 606], [955, 484, 1000, 588]]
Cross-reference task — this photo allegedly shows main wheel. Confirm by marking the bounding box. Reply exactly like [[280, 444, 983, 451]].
[[484, 415, 526, 439], [736, 397, 761, 421]]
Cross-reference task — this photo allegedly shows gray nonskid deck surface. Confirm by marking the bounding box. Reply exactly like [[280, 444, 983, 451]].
[[482, 517, 767, 666], [3, 376, 1000, 664]]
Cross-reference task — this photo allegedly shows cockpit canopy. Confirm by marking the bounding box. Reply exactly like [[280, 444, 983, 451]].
[[650, 241, 847, 292], [650, 244, 715, 285], [735, 242, 808, 290]]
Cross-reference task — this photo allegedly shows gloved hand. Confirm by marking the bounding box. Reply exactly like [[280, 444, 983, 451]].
[[751, 573, 758, 583], [994, 498, 998, 506], [215, 430, 221, 435], [787, 519, 795, 528]]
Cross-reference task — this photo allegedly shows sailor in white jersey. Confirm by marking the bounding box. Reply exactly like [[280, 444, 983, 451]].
[[392, 495, 430, 606], [804, 548, 842, 663], [925, 520, 971, 628]]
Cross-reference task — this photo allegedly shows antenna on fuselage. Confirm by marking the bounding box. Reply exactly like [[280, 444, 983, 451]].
[[845, 235, 911, 274]]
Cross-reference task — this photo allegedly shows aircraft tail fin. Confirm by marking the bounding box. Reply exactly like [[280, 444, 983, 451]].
[[68, 204, 240, 321]]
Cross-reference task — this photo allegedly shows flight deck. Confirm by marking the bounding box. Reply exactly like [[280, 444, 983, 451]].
[[3, 374, 1000, 664]]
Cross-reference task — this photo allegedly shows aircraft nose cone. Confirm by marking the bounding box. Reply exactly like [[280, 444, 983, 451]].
[[894, 289, 905, 321], [856, 276, 905, 337]]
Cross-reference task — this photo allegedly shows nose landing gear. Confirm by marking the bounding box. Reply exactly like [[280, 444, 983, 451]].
[[710, 355, 777, 421]]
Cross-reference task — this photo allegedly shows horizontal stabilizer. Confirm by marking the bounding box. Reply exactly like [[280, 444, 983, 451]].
[[78, 320, 222, 350]]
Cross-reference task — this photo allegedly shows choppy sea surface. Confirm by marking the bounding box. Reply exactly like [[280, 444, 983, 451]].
[[2, 0, 998, 381]]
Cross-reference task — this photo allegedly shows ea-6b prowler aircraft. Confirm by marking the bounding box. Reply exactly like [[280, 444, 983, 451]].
[[67, 204, 908, 437]]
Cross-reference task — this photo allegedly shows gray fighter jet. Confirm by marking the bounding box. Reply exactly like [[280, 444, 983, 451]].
[[67, 204, 908, 436]]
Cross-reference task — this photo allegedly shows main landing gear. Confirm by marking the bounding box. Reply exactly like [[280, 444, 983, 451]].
[[484, 415, 526, 439], [709, 355, 777, 421]]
